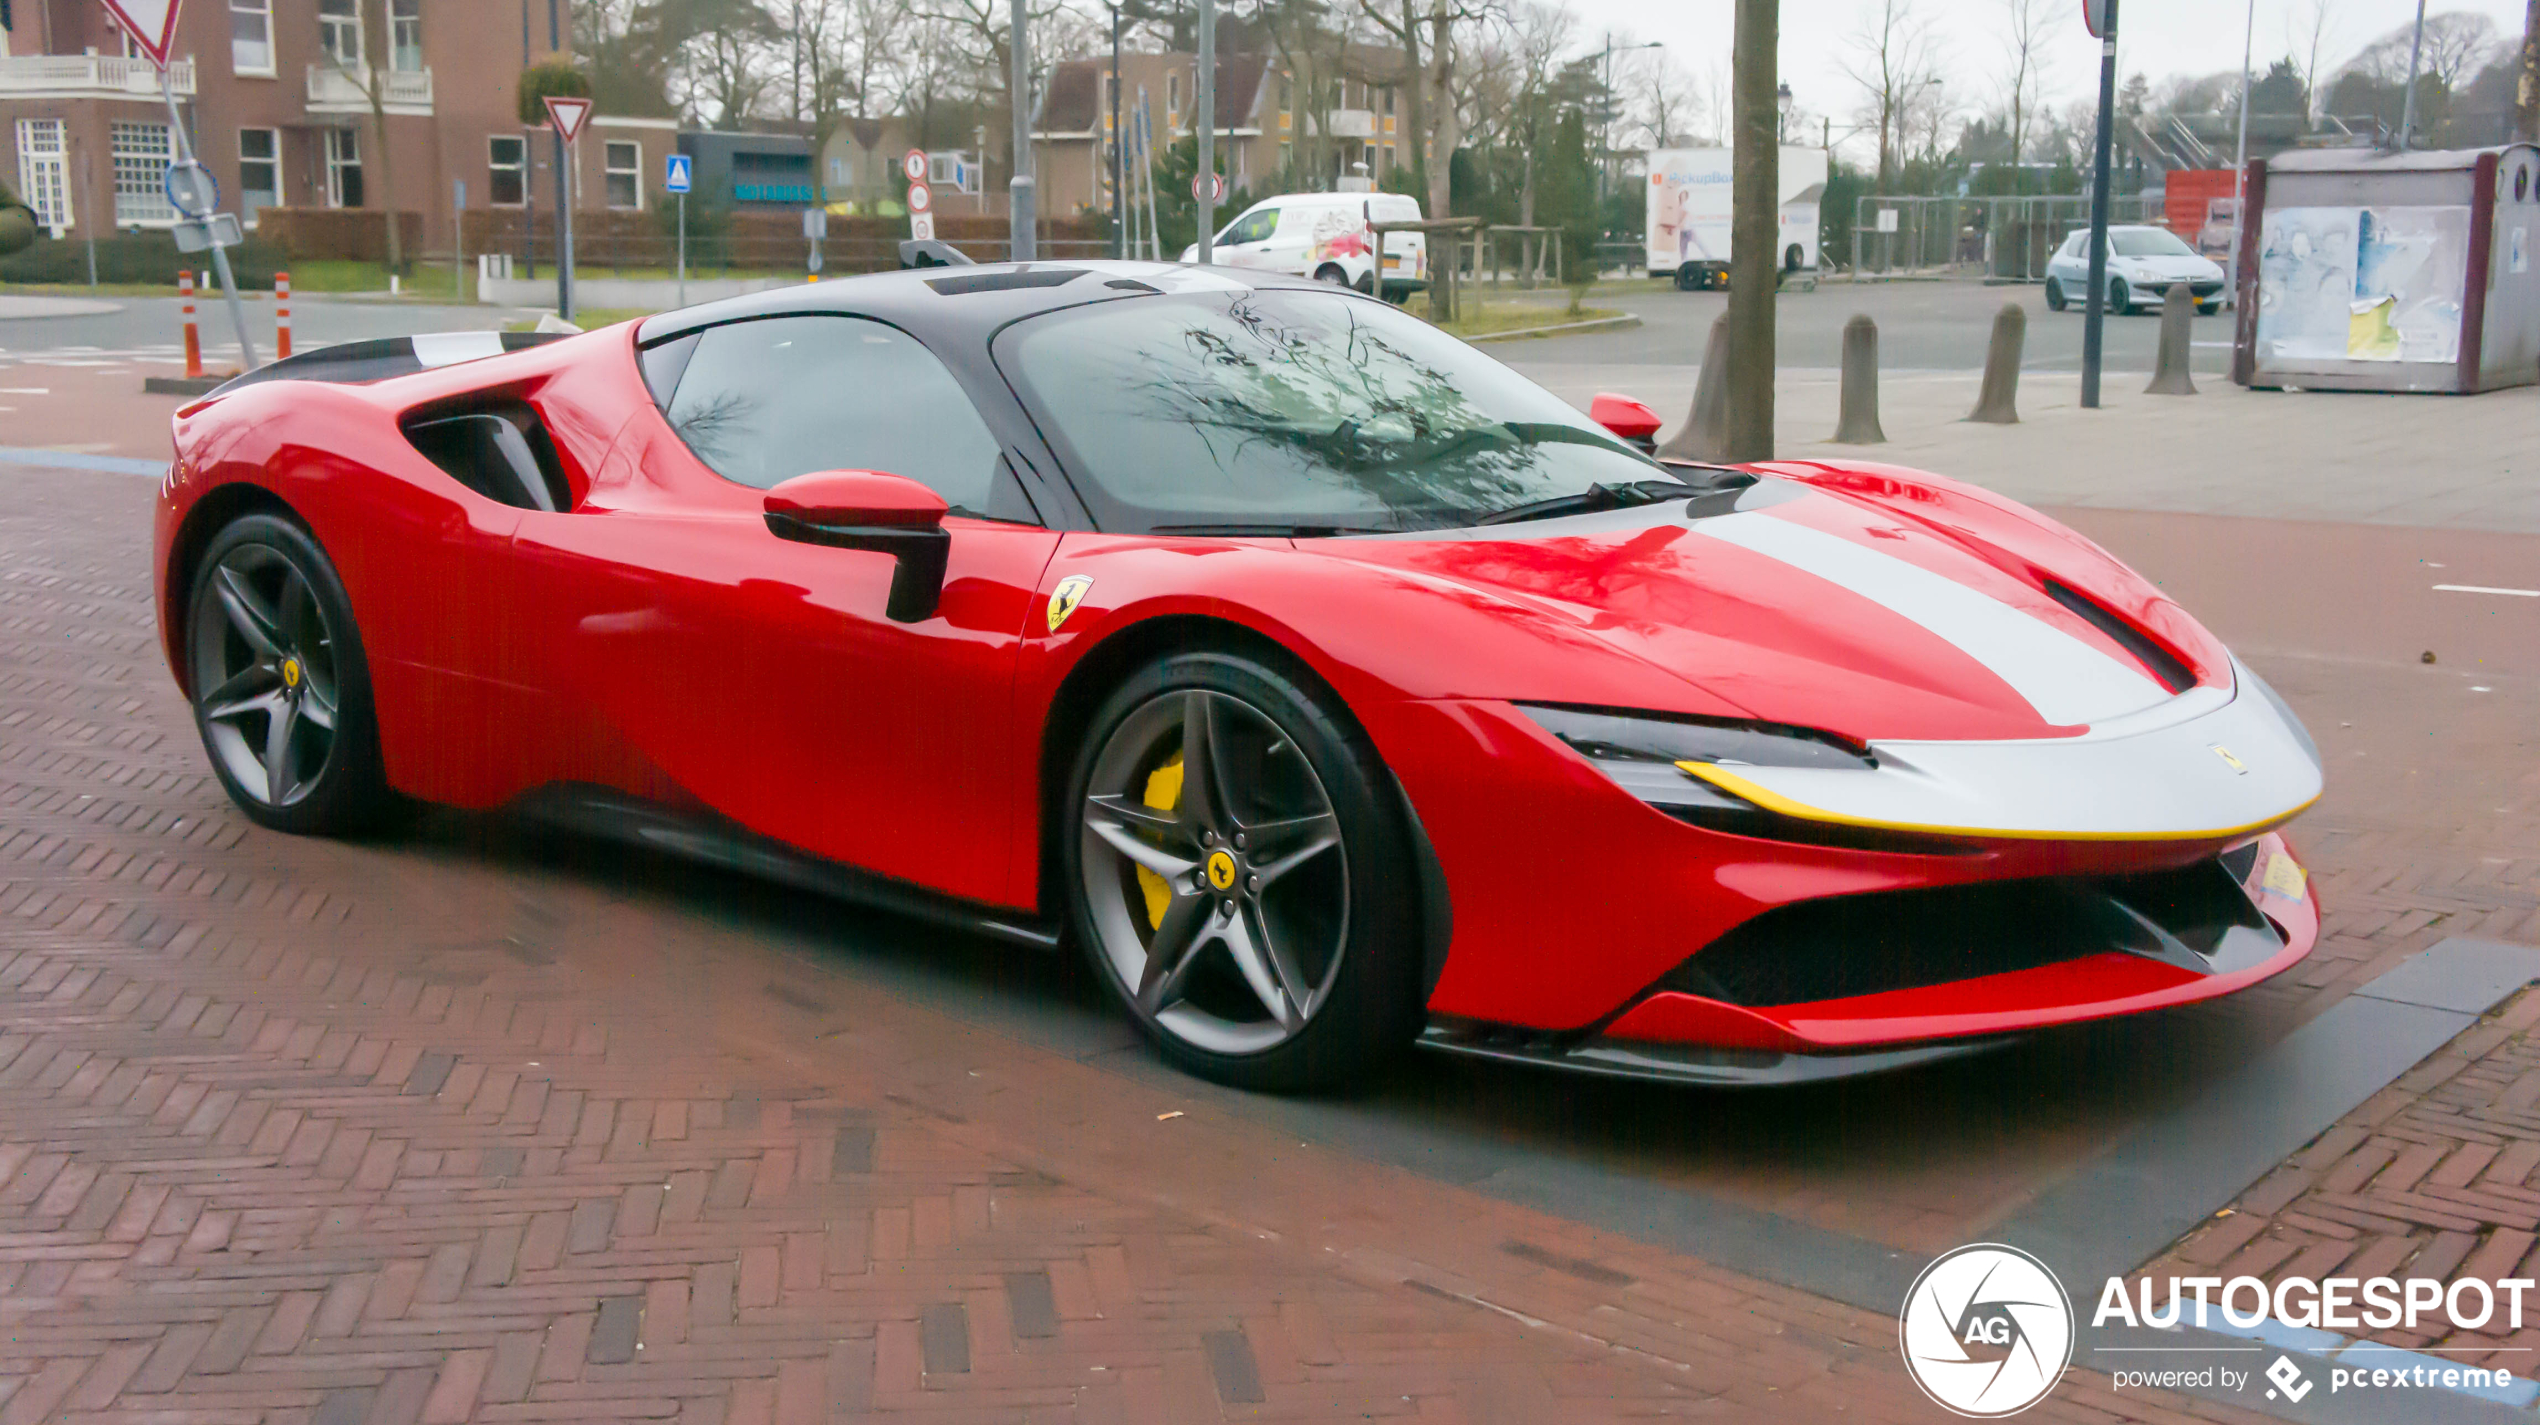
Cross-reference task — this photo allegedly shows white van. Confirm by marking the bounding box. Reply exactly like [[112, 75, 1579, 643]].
[[1180, 192, 1429, 298]]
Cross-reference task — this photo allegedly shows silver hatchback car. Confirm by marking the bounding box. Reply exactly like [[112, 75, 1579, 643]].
[[2043, 225, 2228, 315]]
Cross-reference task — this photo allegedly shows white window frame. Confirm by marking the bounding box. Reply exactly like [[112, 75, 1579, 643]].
[[389, 0, 423, 73], [15, 120, 75, 236], [238, 126, 282, 220], [603, 139, 642, 211], [111, 120, 177, 226], [488, 134, 526, 207], [230, 0, 275, 76], [318, 0, 364, 69], [325, 127, 362, 208]]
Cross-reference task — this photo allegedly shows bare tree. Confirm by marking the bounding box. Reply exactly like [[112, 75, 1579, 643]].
[[1626, 50, 1697, 149], [1355, 0, 1488, 218], [317, 0, 409, 271], [1994, 0, 2051, 178], [1724, 0, 1775, 463], [1840, 0, 1942, 191], [2289, 0, 2339, 118], [2521, 0, 2538, 141]]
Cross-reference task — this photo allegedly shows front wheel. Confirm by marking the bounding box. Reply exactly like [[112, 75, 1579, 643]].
[[1313, 264, 1351, 287], [2044, 277, 2068, 311], [186, 512, 394, 834], [2110, 277, 2133, 315], [1065, 652, 1423, 1092]]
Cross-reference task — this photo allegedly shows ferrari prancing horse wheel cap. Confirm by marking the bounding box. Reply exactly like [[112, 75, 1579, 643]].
[[1206, 849, 1237, 891]]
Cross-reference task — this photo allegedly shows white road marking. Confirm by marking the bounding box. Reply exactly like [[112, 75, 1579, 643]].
[[2434, 584, 2540, 598]]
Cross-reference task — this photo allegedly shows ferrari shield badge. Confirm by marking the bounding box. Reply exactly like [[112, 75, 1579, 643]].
[[1046, 575, 1093, 633], [2210, 745, 2248, 774]]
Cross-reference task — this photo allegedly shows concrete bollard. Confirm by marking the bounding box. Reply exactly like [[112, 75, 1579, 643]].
[[1966, 302, 2025, 424], [1657, 313, 1732, 463], [2145, 285, 2197, 395], [178, 270, 203, 380], [1832, 314, 1884, 444]]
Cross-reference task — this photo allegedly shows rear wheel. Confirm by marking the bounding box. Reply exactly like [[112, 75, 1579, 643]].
[[2044, 277, 2068, 311], [1066, 652, 1422, 1092], [185, 513, 392, 834]]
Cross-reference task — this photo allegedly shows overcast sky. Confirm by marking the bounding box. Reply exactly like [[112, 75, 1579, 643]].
[[1557, 0, 2529, 159]]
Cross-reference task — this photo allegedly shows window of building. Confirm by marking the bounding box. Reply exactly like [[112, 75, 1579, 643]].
[[230, 0, 274, 74], [663, 316, 1006, 515], [239, 128, 281, 218], [110, 121, 176, 225], [489, 135, 525, 206], [318, 0, 362, 67], [325, 127, 363, 208], [389, 0, 422, 72], [1167, 72, 1181, 122], [605, 140, 641, 210], [1382, 86, 1394, 115], [14, 120, 74, 236]]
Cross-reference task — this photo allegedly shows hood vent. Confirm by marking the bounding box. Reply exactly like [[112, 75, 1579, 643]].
[[2043, 579, 2194, 693]]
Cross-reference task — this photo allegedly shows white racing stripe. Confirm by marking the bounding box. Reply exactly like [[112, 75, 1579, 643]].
[[1691, 508, 2169, 727], [409, 332, 509, 368]]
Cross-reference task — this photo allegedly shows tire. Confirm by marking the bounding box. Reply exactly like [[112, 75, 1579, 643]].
[[2110, 277, 2133, 315], [1313, 264, 1351, 287], [185, 512, 394, 835], [1674, 263, 1696, 292], [1783, 243, 1803, 273], [1064, 650, 1423, 1092], [1353, 268, 1376, 295], [2044, 277, 2068, 311], [2197, 299, 2222, 315]]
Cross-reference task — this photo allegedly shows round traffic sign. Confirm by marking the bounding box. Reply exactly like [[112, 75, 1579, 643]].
[[165, 161, 220, 220], [903, 149, 929, 184], [906, 182, 932, 214], [1192, 172, 1225, 203]]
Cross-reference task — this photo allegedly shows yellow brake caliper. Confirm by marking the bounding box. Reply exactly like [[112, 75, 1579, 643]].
[[1137, 754, 1185, 929]]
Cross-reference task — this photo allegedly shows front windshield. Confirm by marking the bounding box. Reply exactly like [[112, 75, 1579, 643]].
[[2112, 229, 2197, 258], [999, 286, 1665, 533]]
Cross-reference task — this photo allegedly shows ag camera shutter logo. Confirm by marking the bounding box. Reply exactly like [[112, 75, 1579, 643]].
[[1900, 1244, 2075, 1416]]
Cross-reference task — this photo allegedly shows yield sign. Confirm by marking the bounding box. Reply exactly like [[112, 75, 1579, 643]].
[[99, 0, 186, 68], [543, 95, 594, 145]]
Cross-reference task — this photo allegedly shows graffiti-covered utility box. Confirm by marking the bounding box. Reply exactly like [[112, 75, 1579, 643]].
[[2233, 144, 2540, 393]]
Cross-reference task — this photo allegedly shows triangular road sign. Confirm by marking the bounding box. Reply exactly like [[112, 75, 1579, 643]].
[[100, 0, 186, 69], [543, 96, 594, 145]]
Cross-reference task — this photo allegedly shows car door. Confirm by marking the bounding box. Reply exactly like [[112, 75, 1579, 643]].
[[1217, 206, 1279, 268], [510, 314, 1061, 907]]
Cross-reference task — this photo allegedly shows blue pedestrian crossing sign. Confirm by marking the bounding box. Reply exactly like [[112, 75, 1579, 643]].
[[664, 154, 693, 194]]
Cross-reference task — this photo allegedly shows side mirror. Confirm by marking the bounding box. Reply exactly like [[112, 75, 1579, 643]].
[[763, 470, 950, 623], [1590, 392, 1664, 455]]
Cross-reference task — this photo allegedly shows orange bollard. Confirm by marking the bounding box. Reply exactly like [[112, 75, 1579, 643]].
[[179, 270, 203, 379], [275, 271, 292, 360]]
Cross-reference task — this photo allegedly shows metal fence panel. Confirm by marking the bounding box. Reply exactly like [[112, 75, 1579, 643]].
[[1848, 194, 2158, 282]]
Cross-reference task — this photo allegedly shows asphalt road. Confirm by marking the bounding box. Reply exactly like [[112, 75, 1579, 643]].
[[1500, 275, 2235, 372], [0, 275, 2226, 375]]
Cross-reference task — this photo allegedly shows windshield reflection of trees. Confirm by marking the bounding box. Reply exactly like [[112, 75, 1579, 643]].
[[1129, 296, 1622, 528]]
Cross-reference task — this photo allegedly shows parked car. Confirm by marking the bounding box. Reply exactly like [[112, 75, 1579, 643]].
[[2043, 225, 2227, 314], [1181, 191, 1428, 299], [155, 262, 2322, 1093]]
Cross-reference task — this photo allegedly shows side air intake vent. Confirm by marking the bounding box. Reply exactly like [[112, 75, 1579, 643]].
[[402, 396, 570, 513], [2043, 580, 2195, 693]]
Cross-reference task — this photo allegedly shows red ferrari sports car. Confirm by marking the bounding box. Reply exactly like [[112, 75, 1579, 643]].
[[155, 259, 2323, 1091]]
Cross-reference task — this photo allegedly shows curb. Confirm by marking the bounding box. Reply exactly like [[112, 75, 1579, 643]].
[[1466, 314, 1642, 344]]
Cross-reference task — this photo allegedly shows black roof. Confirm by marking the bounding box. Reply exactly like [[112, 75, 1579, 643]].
[[630, 260, 1334, 351]]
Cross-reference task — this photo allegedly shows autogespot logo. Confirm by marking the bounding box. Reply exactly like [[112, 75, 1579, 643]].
[[1900, 1244, 2076, 1417]]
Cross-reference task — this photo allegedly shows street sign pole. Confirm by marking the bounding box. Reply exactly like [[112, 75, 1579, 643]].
[[558, 130, 574, 321], [678, 192, 687, 306], [1195, 0, 1214, 264], [2080, 0, 2119, 410], [156, 61, 257, 371], [1008, 0, 1034, 262], [664, 153, 692, 307]]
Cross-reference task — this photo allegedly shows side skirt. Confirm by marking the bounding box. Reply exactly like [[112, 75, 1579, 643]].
[[511, 783, 1063, 952]]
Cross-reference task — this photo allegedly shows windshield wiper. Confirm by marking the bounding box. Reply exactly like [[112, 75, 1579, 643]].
[[1473, 479, 1698, 527], [1149, 522, 1400, 538]]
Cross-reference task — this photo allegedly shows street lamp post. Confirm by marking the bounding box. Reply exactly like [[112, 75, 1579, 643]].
[[1592, 37, 1663, 210], [2081, 0, 2119, 409], [1010, 0, 1034, 261], [1776, 81, 1793, 143]]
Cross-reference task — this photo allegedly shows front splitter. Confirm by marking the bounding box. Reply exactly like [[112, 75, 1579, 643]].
[[1415, 1024, 2019, 1087]]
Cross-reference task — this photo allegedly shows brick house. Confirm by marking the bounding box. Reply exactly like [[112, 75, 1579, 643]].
[[3, 0, 670, 252]]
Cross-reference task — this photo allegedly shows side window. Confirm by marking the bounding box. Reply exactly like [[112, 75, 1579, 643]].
[[662, 315, 1006, 515], [1230, 208, 1277, 245]]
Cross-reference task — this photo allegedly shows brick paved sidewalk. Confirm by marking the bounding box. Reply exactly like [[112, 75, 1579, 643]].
[[0, 422, 2279, 1420]]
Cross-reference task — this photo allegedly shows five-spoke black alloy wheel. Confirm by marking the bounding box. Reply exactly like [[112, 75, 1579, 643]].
[[1067, 653, 1422, 1091], [187, 514, 391, 834]]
